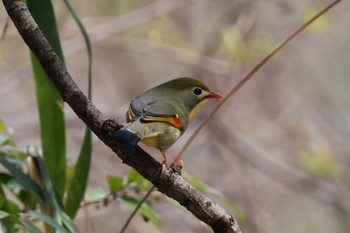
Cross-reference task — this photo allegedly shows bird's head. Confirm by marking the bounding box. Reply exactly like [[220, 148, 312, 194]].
[[160, 77, 224, 119]]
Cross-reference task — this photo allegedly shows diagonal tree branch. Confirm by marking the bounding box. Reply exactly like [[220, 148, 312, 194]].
[[2, 0, 241, 232]]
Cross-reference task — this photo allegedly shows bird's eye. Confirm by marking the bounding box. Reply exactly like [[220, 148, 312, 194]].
[[193, 87, 202, 96]]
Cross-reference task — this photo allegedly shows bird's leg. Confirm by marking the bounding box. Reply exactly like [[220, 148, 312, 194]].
[[160, 150, 168, 177]]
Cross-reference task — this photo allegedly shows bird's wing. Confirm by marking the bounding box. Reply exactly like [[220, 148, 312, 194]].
[[141, 100, 182, 128], [127, 100, 142, 122]]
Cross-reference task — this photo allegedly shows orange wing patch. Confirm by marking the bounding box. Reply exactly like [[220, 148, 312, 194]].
[[142, 114, 181, 128], [169, 114, 181, 128]]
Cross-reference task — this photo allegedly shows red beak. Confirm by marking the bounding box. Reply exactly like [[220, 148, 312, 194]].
[[207, 91, 224, 99]]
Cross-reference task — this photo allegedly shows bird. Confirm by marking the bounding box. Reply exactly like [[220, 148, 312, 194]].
[[108, 77, 224, 176]]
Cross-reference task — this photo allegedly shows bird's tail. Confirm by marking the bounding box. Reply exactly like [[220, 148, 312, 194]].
[[107, 128, 141, 149]]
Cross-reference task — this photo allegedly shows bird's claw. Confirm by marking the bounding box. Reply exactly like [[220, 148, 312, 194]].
[[160, 159, 168, 178]]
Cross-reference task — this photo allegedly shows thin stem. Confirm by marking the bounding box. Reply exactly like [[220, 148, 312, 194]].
[[0, 16, 10, 42], [119, 186, 156, 233]]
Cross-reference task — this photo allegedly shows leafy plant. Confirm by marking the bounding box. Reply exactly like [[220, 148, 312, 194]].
[[0, 0, 93, 231]]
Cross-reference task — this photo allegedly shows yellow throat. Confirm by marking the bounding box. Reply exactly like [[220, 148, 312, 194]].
[[189, 99, 208, 120]]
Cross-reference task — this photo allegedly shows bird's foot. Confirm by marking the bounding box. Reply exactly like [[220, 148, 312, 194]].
[[160, 159, 168, 178], [160, 160, 184, 177]]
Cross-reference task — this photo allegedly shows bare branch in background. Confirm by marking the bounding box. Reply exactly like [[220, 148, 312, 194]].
[[0, 16, 10, 42]]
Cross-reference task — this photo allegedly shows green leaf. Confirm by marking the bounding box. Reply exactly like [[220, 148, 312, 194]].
[[0, 119, 7, 130], [62, 0, 93, 219], [61, 0, 93, 98], [27, 0, 67, 197], [0, 192, 5, 209], [0, 130, 12, 146], [24, 156, 79, 232], [127, 168, 141, 183], [0, 173, 12, 185], [0, 184, 20, 216], [3, 201, 20, 216], [183, 173, 247, 222], [59, 210, 80, 233], [28, 211, 70, 233], [121, 195, 160, 225], [0, 119, 14, 146], [0, 210, 10, 219], [32, 156, 79, 233], [85, 187, 107, 202], [20, 220, 43, 233], [65, 129, 92, 218], [106, 174, 124, 192], [0, 172, 38, 209], [0, 154, 43, 199], [0, 207, 19, 233], [32, 156, 63, 218], [127, 168, 151, 190]]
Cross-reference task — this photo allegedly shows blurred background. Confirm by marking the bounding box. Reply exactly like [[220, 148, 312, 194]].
[[1, 0, 350, 232]]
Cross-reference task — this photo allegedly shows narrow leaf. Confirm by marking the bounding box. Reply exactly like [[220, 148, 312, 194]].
[[20, 220, 43, 233], [0, 119, 13, 146], [62, 0, 93, 219], [59, 210, 80, 233], [0, 212, 17, 233], [65, 129, 92, 218], [27, 0, 67, 197], [0, 154, 43, 198], [33, 156, 79, 233], [0, 210, 10, 219], [0, 184, 19, 229], [32, 155, 62, 229], [61, 0, 92, 98], [28, 211, 69, 233]]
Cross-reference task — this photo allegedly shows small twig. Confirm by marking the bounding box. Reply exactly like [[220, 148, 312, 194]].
[[81, 192, 116, 208], [0, 16, 10, 43], [119, 186, 156, 233], [119, 162, 184, 233], [82, 203, 95, 233]]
